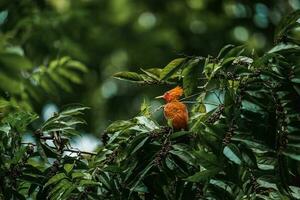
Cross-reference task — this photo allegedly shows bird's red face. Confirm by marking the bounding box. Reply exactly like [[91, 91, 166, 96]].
[[162, 86, 183, 102]]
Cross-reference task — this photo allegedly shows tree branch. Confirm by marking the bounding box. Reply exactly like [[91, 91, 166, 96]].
[[21, 142, 97, 156]]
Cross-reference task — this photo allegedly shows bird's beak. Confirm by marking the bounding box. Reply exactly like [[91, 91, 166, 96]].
[[155, 95, 164, 99]]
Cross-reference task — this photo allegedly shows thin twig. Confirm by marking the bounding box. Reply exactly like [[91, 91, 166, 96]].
[[181, 101, 197, 104], [64, 148, 97, 156], [203, 102, 220, 106], [21, 142, 97, 156], [40, 136, 53, 140], [179, 92, 203, 101]]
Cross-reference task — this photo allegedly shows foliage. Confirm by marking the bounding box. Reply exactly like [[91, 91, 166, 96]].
[[1, 9, 300, 200], [0, 20, 88, 111], [1, 0, 298, 132]]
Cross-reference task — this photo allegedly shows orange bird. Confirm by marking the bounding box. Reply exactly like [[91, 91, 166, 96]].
[[156, 86, 189, 130]]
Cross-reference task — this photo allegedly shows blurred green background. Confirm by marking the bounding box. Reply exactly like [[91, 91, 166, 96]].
[[1, 0, 299, 135]]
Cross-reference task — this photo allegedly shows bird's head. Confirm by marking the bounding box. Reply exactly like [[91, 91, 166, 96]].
[[156, 86, 184, 102]]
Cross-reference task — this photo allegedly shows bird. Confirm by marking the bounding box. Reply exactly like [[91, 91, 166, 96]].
[[156, 86, 189, 130]]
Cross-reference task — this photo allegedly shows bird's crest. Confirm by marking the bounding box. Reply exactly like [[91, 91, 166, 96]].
[[163, 86, 183, 102]]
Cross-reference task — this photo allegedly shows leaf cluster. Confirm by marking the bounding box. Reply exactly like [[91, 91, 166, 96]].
[[1, 10, 300, 200]]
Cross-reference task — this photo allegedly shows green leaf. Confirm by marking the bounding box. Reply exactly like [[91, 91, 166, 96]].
[[232, 56, 253, 66], [224, 88, 234, 106], [140, 98, 151, 117], [79, 180, 99, 186], [127, 134, 149, 155], [113, 71, 145, 83], [185, 169, 219, 182], [106, 120, 133, 133], [183, 58, 202, 96], [291, 78, 300, 84], [275, 10, 300, 43], [0, 123, 10, 134], [194, 151, 220, 169], [0, 52, 32, 70], [28, 184, 39, 195], [131, 182, 148, 193], [0, 10, 8, 25], [20, 174, 43, 185], [48, 70, 72, 92], [143, 68, 162, 78], [40, 143, 60, 159], [12, 190, 26, 200], [44, 173, 67, 188], [58, 68, 83, 84], [241, 146, 257, 167], [65, 60, 88, 72], [268, 43, 300, 53], [0, 74, 22, 94], [140, 68, 160, 81], [170, 144, 196, 166], [290, 186, 300, 199], [209, 179, 233, 196], [10, 147, 27, 165], [231, 135, 273, 151], [223, 144, 242, 165], [170, 131, 190, 140], [64, 163, 74, 174], [282, 151, 300, 161], [60, 105, 89, 116], [160, 58, 186, 80], [48, 179, 72, 199], [217, 44, 235, 59], [257, 177, 278, 190], [3, 111, 38, 132], [0, 99, 10, 108], [222, 45, 245, 60], [129, 162, 153, 195], [135, 116, 159, 131], [60, 185, 77, 199]]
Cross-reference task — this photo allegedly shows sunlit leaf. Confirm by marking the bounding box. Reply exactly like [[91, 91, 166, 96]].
[[113, 71, 145, 83], [64, 163, 74, 174], [0, 10, 8, 25], [160, 58, 186, 80], [223, 144, 242, 165]]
